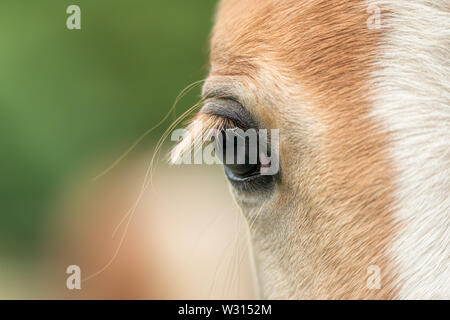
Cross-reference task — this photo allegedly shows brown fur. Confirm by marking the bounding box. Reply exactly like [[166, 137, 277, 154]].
[[181, 0, 398, 299]]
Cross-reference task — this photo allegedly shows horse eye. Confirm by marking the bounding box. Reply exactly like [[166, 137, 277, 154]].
[[214, 128, 261, 180]]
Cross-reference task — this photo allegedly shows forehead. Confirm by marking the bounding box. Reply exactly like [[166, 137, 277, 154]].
[[209, 0, 379, 97], [209, 0, 289, 76]]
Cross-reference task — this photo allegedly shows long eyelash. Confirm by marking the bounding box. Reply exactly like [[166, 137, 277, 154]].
[[170, 113, 235, 164]]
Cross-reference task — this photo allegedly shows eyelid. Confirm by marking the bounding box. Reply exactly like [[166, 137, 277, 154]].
[[202, 86, 243, 104], [201, 98, 258, 130]]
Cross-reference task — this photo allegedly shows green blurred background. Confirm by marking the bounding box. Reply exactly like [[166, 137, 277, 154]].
[[0, 0, 215, 259]]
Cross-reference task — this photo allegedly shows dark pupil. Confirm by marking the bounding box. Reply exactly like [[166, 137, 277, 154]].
[[214, 129, 260, 177]]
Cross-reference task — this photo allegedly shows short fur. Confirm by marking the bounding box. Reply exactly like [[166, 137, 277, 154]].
[[173, 0, 449, 299]]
